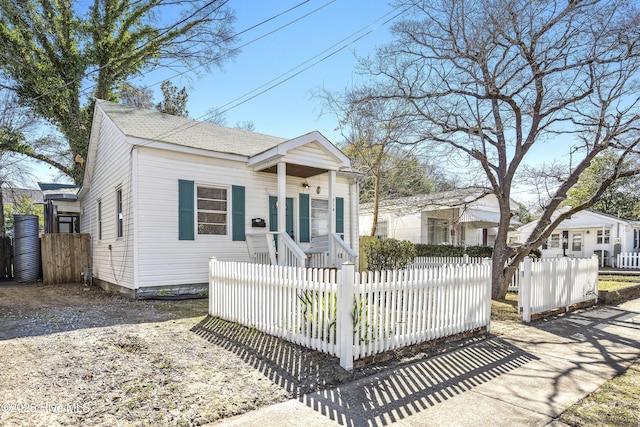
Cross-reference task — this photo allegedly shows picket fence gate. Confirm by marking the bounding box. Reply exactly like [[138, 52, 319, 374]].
[[519, 256, 599, 322], [209, 257, 492, 370]]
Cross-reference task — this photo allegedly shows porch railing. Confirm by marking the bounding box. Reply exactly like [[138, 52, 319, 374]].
[[330, 232, 358, 268], [278, 231, 307, 268], [246, 232, 277, 265]]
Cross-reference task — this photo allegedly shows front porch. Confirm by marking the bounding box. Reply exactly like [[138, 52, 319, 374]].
[[246, 231, 358, 269], [244, 132, 359, 269]]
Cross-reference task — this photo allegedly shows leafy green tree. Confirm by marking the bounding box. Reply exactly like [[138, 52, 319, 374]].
[[359, 0, 640, 299], [3, 194, 44, 234], [155, 81, 189, 117], [0, 0, 236, 183], [566, 152, 640, 219]]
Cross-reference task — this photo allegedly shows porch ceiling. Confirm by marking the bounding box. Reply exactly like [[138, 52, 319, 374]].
[[260, 163, 327, 178]]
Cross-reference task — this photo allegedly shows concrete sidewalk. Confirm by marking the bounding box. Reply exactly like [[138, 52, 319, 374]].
[[213, 298, 640, 426]]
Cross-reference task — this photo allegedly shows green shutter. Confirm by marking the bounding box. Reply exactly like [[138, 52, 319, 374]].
[[299, 193, 310, 243], [336, 197, 344, 235], [178, 180, 194, 240], [232, 185, 246, 241], [269, 196, 277, 232]]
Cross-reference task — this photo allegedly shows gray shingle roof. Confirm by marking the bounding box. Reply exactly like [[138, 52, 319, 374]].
[[360, 188, 491, 212], [97, 100, 286, 157]]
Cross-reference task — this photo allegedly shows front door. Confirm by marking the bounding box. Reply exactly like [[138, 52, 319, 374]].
[[269, 196, 294, 239]]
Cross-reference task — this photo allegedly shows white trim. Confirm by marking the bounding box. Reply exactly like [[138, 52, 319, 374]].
[[132, 149, 139, 290], [248, 131, 350, 168], [127, 138, 249, 162], [195, 183, 231, 239]]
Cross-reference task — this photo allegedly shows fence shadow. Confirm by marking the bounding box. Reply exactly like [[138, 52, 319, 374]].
[[191, 316, 539, 425]]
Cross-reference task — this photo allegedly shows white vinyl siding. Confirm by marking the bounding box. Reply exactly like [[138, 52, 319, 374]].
[[78, 113, 134, 289], [134, 147, 354, 288]]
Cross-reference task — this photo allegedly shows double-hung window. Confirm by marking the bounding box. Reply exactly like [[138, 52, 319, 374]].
[[549, 233, 560, 248], [197, 186, 227, 235], [97, 200, 102, 240], [116, 189, 123, 238], [597, 229, 610, 244]]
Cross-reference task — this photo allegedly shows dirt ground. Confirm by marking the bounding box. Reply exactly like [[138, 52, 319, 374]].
[[0, 280, 478, 427]]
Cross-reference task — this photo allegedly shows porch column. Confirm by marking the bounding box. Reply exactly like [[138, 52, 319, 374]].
[[328, 169, 336, 267], [277, 161, 286, 265]]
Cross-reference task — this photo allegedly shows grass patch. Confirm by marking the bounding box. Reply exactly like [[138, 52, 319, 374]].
[[560, 360, 640, 426], [491, 292, 520, 322], [598, 275, 640, 292]]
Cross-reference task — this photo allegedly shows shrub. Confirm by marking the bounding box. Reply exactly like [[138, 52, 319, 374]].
[[465, 245, 493, 257], [364, 238, 416, 271], [528, 248, 542, 259], [415, 244, 464, 257], [414, 244, 493, 258]]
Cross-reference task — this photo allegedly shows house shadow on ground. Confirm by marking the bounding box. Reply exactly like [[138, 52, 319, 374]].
[[191, 316, 539, 425], [0, 280, 209, 340]]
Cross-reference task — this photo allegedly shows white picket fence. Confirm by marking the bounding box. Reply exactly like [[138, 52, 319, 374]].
[[519, 256, 599, 322], [616, 252, 640, 269], [409, 255, 523, 292], [410, 255, 487, 269], [209, 258, 491, 370]]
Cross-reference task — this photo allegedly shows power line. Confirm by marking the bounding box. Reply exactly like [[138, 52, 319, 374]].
[[149, 3, 409, 142], [77, 0, 318, 98]]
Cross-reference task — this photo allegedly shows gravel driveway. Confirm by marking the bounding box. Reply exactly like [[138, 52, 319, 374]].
[[0, 281, 485, 427], [0, 281, 348, 426]]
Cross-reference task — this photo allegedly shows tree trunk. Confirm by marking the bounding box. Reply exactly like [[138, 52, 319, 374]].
[[370, 174, 381, 237]]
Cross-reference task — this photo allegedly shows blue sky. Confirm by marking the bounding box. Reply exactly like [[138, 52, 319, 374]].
[[28, 0, 401, 185], [138, 0, 400, 141], [24, 0, 561, 205]]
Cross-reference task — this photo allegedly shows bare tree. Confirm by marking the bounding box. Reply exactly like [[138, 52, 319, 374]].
[[0, 91, 39, 237], [319, 87, 433, 236], [362, 0, 640, 298]]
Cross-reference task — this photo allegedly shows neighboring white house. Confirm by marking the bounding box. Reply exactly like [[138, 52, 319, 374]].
[[78, 100, 359, 297], [37, 183, 81, 233], [509, 210, 640, 266], [359, 189, 520, 247]]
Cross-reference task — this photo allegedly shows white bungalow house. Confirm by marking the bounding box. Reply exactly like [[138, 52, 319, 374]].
[[359, 189, 520, 246], [78, 100, 359, 297], [509, 210, 640, 266]]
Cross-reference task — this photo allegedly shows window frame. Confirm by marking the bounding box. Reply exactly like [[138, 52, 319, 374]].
[[97, 199, 102, 240], [427, 217, 449, 244], [311, 198, 329, 238], [596, 229, 610, 244], [116, 188, 123, 238], [549, 233, 560, 249], [196, 184, 229, 236]]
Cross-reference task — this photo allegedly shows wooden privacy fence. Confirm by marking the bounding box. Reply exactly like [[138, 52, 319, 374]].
[[41, 233, 90, 285], [0, 237, 11, 279], [519, 256, 599, 322], [209, 258, 492, 370]]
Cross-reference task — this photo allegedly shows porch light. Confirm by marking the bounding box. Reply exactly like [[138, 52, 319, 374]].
[[302, 182, 310, 190]]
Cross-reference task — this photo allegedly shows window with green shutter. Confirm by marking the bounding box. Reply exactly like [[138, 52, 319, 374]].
[[178, 180, 195, 240]]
